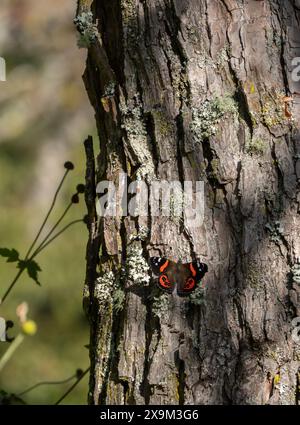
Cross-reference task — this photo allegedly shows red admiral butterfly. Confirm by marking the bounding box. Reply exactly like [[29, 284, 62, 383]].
[[149, 257, 208, 296]]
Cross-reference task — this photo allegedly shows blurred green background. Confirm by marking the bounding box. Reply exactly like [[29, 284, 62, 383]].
[[0, 0, 96, 404]]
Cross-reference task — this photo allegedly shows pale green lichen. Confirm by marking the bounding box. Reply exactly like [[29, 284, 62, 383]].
[[246, 138, 266, 156], [148, 285, 171, 319], [74, 12, 98, 48], [195, 47, 230, 70], [95, 271, 116, 303], [95, 270, 125, 312], [249, 90, 294, 130], [251, 90, 290, 129], [266, 28, 281, 50], [250, 112, 259, 128], [191, 94, 237, 142], [120, 95, 155, 181], [261, 99, 284, 127], [265, 221, 284, 243], [136, 163, 155, 181], [291, 261, 300, 286], [129, 226, 149, 242], [113, 287, 126, 312], [103, 81, 116, 98], [126, 244, 150, 285], [138, 226, 149, 240], [216, 47, 230, 68], [152, 292, 170, 318], [189, 286, 206, 305]]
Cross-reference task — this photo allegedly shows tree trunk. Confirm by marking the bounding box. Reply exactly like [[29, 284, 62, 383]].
[[78, 0, 300, 405]]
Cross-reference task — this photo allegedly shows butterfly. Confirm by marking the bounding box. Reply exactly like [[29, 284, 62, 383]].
[[149, 257, 208, 296]]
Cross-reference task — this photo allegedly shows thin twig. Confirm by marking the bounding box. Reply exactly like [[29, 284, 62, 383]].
[[54, 367, 90, 405], [32, 219, 83, 257], [0, 170, 71, 305], [25, 170, 69, 259], [0, 219, 82, 305], [0, 269, 24, 305], [30, 201, 73, 257], [18, 373, 77, 397]]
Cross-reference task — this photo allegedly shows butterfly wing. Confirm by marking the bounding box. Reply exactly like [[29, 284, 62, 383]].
[[149, 257, 176, 294], [177, 260, 208, 296], [189, 260, 208, 281]]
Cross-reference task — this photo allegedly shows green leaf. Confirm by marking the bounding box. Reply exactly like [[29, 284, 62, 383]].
[[0, 390, 26, 405], [17, 259, 42, 286], [27, 260, 42, 286], [0, 248, 20, 263]]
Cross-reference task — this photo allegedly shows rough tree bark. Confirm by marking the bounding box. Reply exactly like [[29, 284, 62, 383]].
[[77, 0, 300, 404]]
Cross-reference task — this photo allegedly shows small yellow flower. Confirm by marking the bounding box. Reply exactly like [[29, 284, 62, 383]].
[[274, 373, 280, 386], [22, 320, 37, 336]]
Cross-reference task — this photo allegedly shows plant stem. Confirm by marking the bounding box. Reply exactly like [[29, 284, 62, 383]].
[[0, 204, 76, 306], [25, 170, 69, 259], [29, 201, 73, 260], [0, 333, 24, 372], [54, 367, 90, 405], [0, 268, 24, 305], [32, 219, 83, 257], [18, 373, 77, 397]]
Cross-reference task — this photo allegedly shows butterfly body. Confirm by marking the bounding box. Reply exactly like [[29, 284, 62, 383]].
[[150, 257, 208, 296]]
